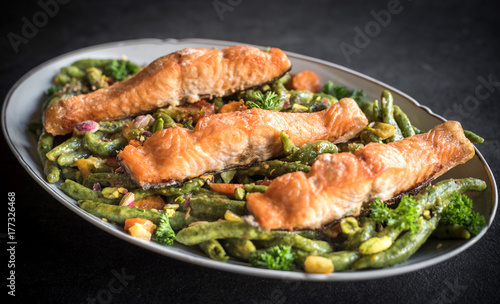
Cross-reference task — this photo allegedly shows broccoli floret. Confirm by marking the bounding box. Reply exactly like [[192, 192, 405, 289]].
[[249, 245, 296, 271], [441, 193, 486, 236], [153, 211, 176, 246], [103, 59, 140, 81], [370, 195, 420, 233]]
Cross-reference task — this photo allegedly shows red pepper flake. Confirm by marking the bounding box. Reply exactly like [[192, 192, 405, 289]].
[[92, 183, 102, 191]]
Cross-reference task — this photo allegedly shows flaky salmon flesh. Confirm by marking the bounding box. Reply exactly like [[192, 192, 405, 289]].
[[117, 98, 368, 189], [43, 45, 291, 135], [246, 121, 475, 230]]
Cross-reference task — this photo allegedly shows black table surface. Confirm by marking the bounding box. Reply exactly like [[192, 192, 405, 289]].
[[2, 0, 500, 303]]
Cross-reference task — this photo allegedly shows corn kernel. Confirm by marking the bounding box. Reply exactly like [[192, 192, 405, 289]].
[[340, 217, 359, 235], [359, 236, 392, 255], [304, 256, 334, 274]]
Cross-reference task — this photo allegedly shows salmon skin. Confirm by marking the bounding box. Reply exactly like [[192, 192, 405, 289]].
[[246, 121, 475, 230], [117, 98, 368, 189], [43, 45, 292, 135]]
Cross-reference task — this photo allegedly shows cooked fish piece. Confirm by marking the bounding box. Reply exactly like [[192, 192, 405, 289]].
[[246, 121, 475, 230], [117, 98, 368, 189], [43, 45, 292, 135]]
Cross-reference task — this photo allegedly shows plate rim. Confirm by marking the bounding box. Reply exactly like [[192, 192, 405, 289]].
[[2, 37, 497, 281]]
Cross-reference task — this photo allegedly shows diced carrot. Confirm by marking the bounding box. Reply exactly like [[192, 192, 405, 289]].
[[124, 218, 156, 234], [289, 70, 321, 93], [209, 183, 244, 196], [218, 100, 247, 113], [133, 195, 166, 210]]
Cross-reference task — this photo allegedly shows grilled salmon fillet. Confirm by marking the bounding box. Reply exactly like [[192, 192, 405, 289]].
[[246, 121, 475, 230], [43, 45, 292, 135], [117, 98, 368, 189]]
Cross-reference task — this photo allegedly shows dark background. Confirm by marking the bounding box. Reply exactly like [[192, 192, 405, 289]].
[[2, 0, 500, 303]]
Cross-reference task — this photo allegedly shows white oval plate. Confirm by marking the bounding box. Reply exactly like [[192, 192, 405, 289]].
[[2, 38, 497, 281]]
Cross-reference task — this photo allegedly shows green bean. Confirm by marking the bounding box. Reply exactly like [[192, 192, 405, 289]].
[[393, 105, 415, 138], [199, 240, 229, 261], [61, 179, 120, 204], [280, 131, 299, 156], [376, 222, 406, 242], [153, 111, 179, 128], [432, 223, 471, 240], [38, 131, 60, 183], [79, 199, 160, 223], [381, 90, 404, 142], [224, 238, 256, 261], [352, 216, 437, 270], [57, 150, 91, 166], [464, 130, 484, 144], [284, 140, 339, 165], [82, 172, 138, 190], [412, 125, 423, 134], [321, 251, 361, 272], [413, 178, 487, 212], [169, 211, 200, 231], [180, 196, 247, 220], [46, 136, 83, 162], [256, 233, 333, 254], [60, 167, 79, 181], [132, 178, 205, 200], [60, 66, 86, 79], [78, 200, 198, 230], [342, 217, 377, 250], [86, 67, 107, 89], [244, 184, 268, 193], [295, 230, 330, 241], [175, 222, 268, 245], [83, 132, 127, 157], [360, 102, 375, 122], [271, 78, 289, 109], [372, 99, 381, 122], [176, 221, 332, 254], [98, 119, 131, 133], [236, 160, 310, 180], [44, 158, 60, 183], [54, 73, 71, 85], [276, 73, 291, 86], [71, 58, 112, 70], [191, 187, 230, 199]]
